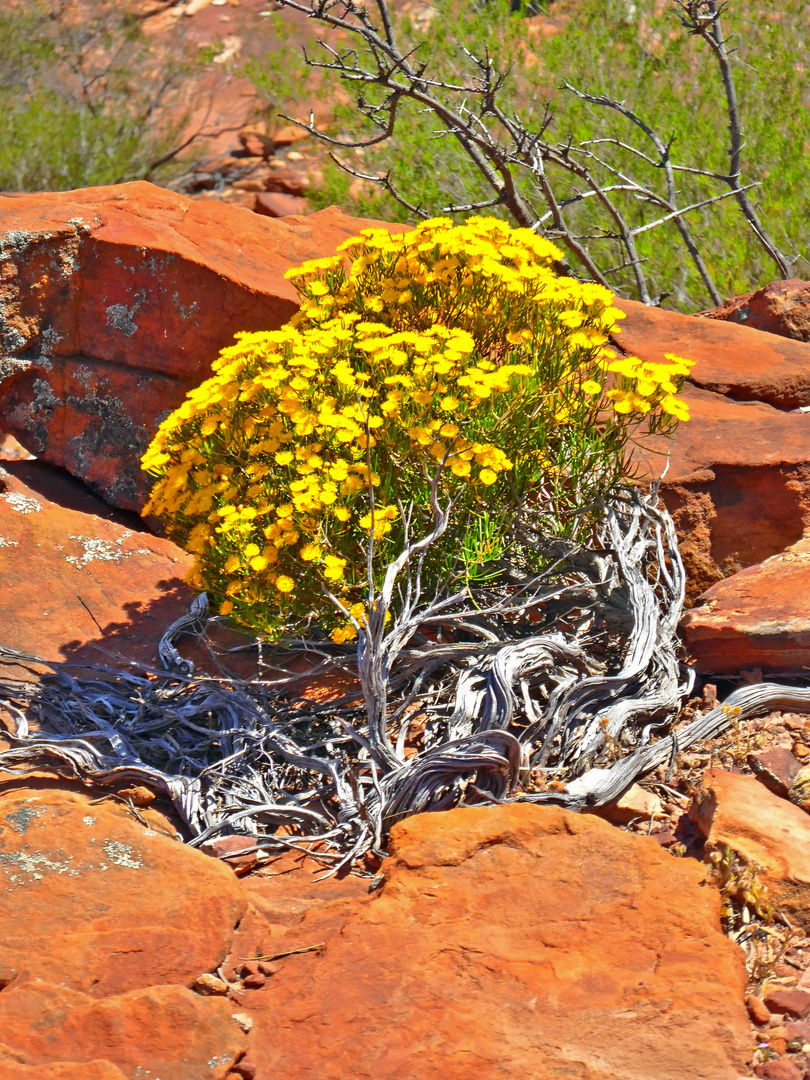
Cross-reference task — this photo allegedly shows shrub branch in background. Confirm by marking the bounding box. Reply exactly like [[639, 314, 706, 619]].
[[0, 1, 219, 191], [254, 0, 803, 307]]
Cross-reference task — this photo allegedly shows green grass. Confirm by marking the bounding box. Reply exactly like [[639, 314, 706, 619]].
[[0, 4, 194, 193]]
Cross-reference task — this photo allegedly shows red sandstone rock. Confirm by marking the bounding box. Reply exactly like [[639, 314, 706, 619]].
[[699, 279, 810, 343], [651, 386, 810, 600], [203, 833, 260, 873], [253, 191, 309, 217], [0, 978, 246, 1080], [681, 537, 810, 673], [241, 971, 267, 989], [754, 1060, 803, 1080], [239, 803, 749, 1080], [0, 1062, 128, 1080], [747, 748, 805, 797], [0, 182, 406, 512], [238, 124, 276, 158], [748, 994, 772, 1025], [689, 769, 810, 931], [0, 462, 264, 681], [0, 785, 246, 995], [264, 170, 309, 198], [0, 464, 193, 672], [615, 297, 810, 408], [616, 298, 810, 600], [762, 988, 810, 1018], [785, 1019, 810, 1041]]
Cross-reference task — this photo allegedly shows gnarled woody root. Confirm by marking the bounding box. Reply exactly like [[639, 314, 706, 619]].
[[0, 489, 808, 871]]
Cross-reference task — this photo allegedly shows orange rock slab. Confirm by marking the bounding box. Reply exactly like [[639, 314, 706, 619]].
[[682, 535, 810, 673], [0, 979, 246, 1080], [657, 387, 810, 599], [239, 803, 750, 1080], [615, 296, 810, 409], [0, 785, 246, 995], [689, 769, 810, 931], [0, 463, 193, 673]]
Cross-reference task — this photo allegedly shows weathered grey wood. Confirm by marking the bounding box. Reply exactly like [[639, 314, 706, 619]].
[[1, 489, 807, 867]]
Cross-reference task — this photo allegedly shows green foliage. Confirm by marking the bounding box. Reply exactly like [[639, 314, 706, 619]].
[[260, 0, 809, 309], [0, 2, 194, 192], [142, 217, 693, 641]]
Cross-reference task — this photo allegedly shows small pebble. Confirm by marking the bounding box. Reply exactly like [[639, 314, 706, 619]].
[[763, 989, 810, 1019], [753, 1059, 802, 1080], [242, 972, 266, 989], [192, 973, 229, 996], [748, 995, 772, 1026], [231, 1012, 253, 1033], [783, 717, 809, 733], [116, 785, 156, 807]]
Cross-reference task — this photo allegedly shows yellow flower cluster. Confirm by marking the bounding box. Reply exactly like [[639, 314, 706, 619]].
[[603, 353, 694, 420], [142, 215, 693, 641]]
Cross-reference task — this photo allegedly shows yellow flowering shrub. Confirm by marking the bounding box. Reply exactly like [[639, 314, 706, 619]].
[[141, 216, 693, 641]]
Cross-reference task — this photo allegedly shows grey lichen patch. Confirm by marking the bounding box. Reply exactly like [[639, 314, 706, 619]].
[[105, 288, 148, 339], [0, 536, 19, 548], [102, 839, 142, 869], [0, 850, 79, 883], [172, 292, 199, 320], [0, 356, 32, 382], [0, 229, 39, 254], [5, 375, 58, 456], [0, 321, 28, 355], [51, 230, 84, 279], [73, 364, 95, 390], [106, 304, 139, 337], [82, 816, 96, 826], [1, 491, 41, 514], [65, 532, 152, 569], [5, 802, 45, 835]]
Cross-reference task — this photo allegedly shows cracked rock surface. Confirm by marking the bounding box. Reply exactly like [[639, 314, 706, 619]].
[[0, 785, 754, 1080]]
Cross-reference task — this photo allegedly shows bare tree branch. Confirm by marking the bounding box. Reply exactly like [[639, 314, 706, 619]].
[[269, 0, 800, 305], [673, 0, 793, 277]]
